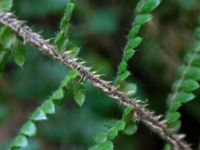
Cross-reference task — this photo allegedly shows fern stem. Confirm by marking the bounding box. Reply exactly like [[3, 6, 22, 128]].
[[0, 11, 192, 150], [115, 0, 161, 84], [168, 44, 200, 105], [10, 70, 79, 149]]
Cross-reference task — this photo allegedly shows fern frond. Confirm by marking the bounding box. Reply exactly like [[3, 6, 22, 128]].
[[0, 0, 26, 70], [11, 70, 78, 149], [111, 0, 161, 145], [54, 0, 76, 52], [0, 12, 192, 150], [0, 26, 24, 71], [11, 1, 84, 148], [54, 0, 85, 106], [89, 120, 125, 150], [90, 107, 137, 150], [115, 0, 161, 84], [166, 20, 200, 132]]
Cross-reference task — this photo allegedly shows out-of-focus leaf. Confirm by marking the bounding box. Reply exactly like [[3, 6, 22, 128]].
[[20, 121, 36, 137], [12, 41, 26, 67], [73, 83, 85, 106], [0, 0, 13, 11]]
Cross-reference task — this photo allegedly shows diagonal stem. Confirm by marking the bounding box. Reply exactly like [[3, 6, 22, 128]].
[[0, 11, 192, 150]]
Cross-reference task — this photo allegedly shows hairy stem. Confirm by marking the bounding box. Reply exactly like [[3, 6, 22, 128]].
[[0, 12, 192, 150]]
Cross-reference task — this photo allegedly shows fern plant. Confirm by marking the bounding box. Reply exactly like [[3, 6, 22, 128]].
[[0, 0, 200, 150], [164, 18, 200, 150]]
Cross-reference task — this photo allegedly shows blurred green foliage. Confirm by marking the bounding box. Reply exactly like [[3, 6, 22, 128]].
[[0, 0, 200, 150]]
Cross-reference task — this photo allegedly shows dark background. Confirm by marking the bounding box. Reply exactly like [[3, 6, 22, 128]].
[[0, 0, 200, 149]]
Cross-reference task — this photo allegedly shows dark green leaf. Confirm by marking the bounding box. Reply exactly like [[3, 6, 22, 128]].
[[73, 83, 85, 106], [52, 89, 64, 101], [179, 79, 199, 92], [136, 0, 160, 13], [167, 112, 181, 123], [12, 41, 26, 67], [177, 66, 200, 80], [134, 14, 153, 26], [175, 92, 195, 104]]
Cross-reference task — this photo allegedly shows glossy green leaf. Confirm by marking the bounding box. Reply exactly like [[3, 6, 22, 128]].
[[118, 62, 128, 74], [20, 121, 36, 137], [134, 14, 153, 26], [12, 135, 28, 148], [129, 25, 141, 38], [52, 89, 64, 101], [136, 0, 161, 13], [126, 37, 142, 50], [167, 112, 181, 123], [31, 107, 47, 121], [122, 49, 135, 62], [175, 92, 195, 104], [179, 79, 199, 92], [116, 71, 131, 84], [177, 66, 200, 80], [0, 27, 16, 49], [41, 100, 55, 114]]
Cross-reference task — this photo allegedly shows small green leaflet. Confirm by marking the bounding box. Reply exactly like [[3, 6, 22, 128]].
[[166, 20, 200, 142], [73, 83, 85, 106], [20, 121, 36, 137], [31, 107, 47, 121], [136, 0, 161, 14], [12, 40, 26, 67], [122, 107, 138, 135], [89, 141, 113, 150], [12, 135, 28, 148], [41, 100, 56, 114], [90, 120, 125, 150], [0, 27, 16, 49]]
